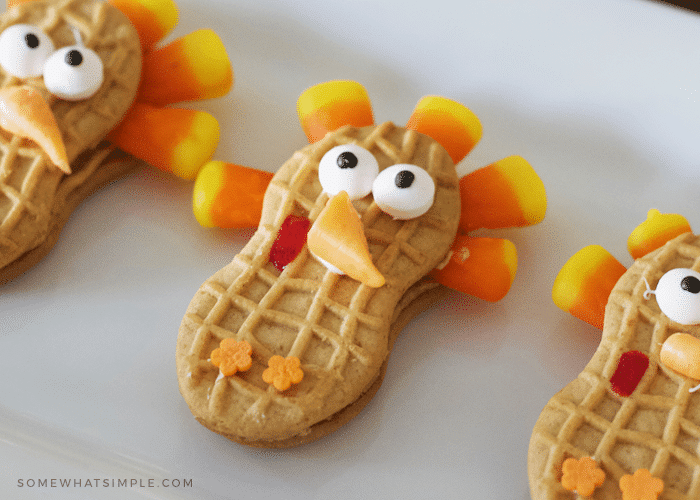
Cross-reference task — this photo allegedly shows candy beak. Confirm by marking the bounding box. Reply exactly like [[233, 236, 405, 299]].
[[0, 86, 70, 174], [307, 191, 385, 288]]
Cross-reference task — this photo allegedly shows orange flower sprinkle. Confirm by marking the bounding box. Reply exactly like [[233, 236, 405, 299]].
[[561, 457, 605, 496], [210, 339, 253, 377], [619, 469, 663, 500], [262, 355, 304, 391]]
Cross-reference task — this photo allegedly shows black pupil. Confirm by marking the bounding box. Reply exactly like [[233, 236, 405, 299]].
[[25, 33, 39, 49], [65, 50, 83, 66], [681, 276, 700, 294], [395, 170, 415, 188], [336, 151, 358, 169]]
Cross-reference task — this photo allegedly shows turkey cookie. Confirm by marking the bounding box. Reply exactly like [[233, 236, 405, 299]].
[[529, 209, 700, 500], [177, 80, 547, 447], [0, 0, 232, 283]]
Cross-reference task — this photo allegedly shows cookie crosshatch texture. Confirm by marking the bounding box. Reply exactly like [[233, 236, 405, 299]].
[[0, 0, 232, 284], [177, 80, 547, 447], [529, 210, 700, 500]]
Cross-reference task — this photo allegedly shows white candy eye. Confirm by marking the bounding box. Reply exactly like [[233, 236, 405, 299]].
[[0, 24, 55, 78], [43, 45, 103, 100], [654, 268, 700, 325], [371, 164, 435, 220], [318, 144, 379, 200]]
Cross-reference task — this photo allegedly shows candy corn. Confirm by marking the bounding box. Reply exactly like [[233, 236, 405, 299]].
[[552, 245, 626, 330], [627, 209, 691, 260], [297, 81, 374, 143], [108, 0, 178, 52], [193, 161, 272, 228], [406, 95, 482, 165], [458, 156, 546, 232], [430, 234, 517, 302], [138, 29, 233, 106], [108, 103, 218, 180]]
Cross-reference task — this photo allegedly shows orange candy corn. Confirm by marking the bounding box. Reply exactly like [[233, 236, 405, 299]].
[[430, 234, 517, 302], [552, 245, 626, 330], [108, 103, 218, 180], [406, 95, 482, 165], [138, 29, 233, 106], [193, 161, 272, 228], [108, 0, 179, 52], [458, 156, 546, 232], [297, 81, 374, 143], [307, 191, 385, 288], [627, 209, 692, 260]]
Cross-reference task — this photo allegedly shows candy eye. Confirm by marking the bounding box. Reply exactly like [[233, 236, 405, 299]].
[[371, 163, 435, 220], [318, 144, 379, 200], [0, 24, 55, 78], [43, 45, 103, 100], [654, 268, 700, 325]]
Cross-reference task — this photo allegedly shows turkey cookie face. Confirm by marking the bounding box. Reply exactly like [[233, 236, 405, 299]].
[[177, 122, 461, 446], [263, 122, 461, 289], [529, 230, 700, 500], [179, 80, 547, 447], [0, 0, 142, 167], [0, 0, 232, 282]]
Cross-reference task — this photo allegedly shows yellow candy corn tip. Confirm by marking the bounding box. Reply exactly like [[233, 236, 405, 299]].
[[171, 112, 220, 181], [414, 95, 483, 142], [297, 80, 370, 119], [183, 30, 233, 95], [503, 239, 518, 283], [192, 160, 226, 227], [138, 0, 179, 35], [499, 156, 547, 225], [552, 245, 609, 312]]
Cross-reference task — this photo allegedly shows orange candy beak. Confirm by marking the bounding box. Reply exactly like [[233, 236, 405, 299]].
[[0, 86, 70, 174], [307, 191, 385, 288]]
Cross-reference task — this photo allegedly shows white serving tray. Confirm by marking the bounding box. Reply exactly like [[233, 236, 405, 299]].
[[2, 0, 699, 498]]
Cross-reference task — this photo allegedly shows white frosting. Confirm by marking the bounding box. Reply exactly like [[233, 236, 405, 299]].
[[0, 24, 55, 78], [318, 144, 378, 200], [371, 163, 435, 220], [654, 268, 700, 325], [310, 250, 345, 275], [43, 45, 104, 101]]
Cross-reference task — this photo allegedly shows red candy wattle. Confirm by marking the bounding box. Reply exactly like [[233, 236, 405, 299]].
[[609, 350, 649, 397], [269, 215, 310, 271]]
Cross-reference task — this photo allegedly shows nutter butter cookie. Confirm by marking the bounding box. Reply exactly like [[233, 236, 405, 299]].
[[0, 0, 232, 283], [177, 80, 547, 447], [529, 209, 700, 500]]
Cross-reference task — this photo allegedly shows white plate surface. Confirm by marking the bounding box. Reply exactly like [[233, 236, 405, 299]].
[[2, 0, 700, 498]]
